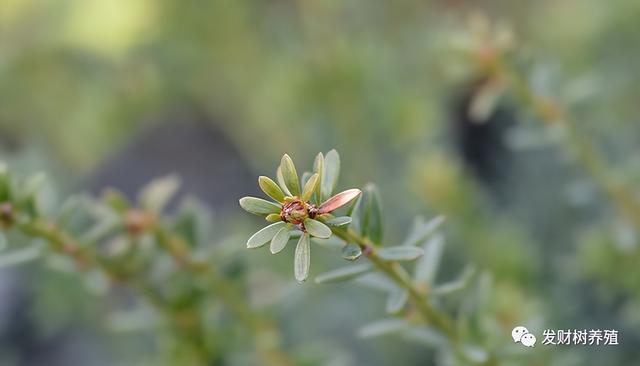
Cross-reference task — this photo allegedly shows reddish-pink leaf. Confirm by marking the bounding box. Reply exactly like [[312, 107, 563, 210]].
[[319, 189, 361, 214]]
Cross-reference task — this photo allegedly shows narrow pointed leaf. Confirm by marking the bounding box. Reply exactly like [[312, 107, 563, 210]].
[[319, 189, 361, 214], [414, 234, 445, 285], [403, 327, 446, 347], [341, 243, 362, 261], [313, 152, 324, 204], [270, 224, 292, 254], [358, 319, 410, 339], [101, 188, 131, 214], [139, 175, 181, 213], [315, 263, 372, 284], [386, 288, 409, 314], [239, 197, 281, 216], [321, 150, 340, 201], [247, 222, 286, 248], [304, 218, 331, 239], [301, 173, 320, 202], [280, 154, 300, 196], [276, 166, 293, 197], [432, 265, 476, 296], [377, 246, 424, 261], [402, 215, 446, 247], [294, 233, 311, 282], [258, 176, 285, 203], [348, 195, 364, 234], [0, 245, 41, 268], [363, 184, 383, 244], [326, 216, 352, 227]]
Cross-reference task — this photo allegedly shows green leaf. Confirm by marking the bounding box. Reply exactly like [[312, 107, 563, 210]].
[[432, 265, 476, 296], [301, 173, 319, 202], [270, 224, 292, 254], [247, 222, 286, 249], [276, 166, 293, 197], [239, 197, 281, 216], [101, 188, 131, 214], [414, 234, 445, 285], [294, 233, 310, 282], [301, 172, 311, 188], [377, 246, 424, 261], [402, 327, 446, 347], [139, 175, 180, 213], [0, 163, 10, 202], [348, 195, 364, 235], [280, 154, 300, 196], [363, 183, 383, 244], [313, 152, 324, 204], [321, 149, 340, 201], [0, 245, 41, 268], [0, 232, 6, 251], [258, 176, 285, 203], [357, 319, 410, 338], [326, 216, 352, 227], [315, 263, 372, 284], [265, 213, 281, 222], [386, 288, 409, 314], [304, 218, 331, 239], [341, 243, 362, 261], [402, 215, 446, 247]]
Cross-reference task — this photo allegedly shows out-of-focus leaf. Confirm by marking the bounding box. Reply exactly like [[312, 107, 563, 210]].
[[294, 233, 310, 282], [341, 243, 362, 261], [321, 149, 340, 201], [0, 232, 6, 251], [247, 222, 286, 249], [101, 188, 130, 214], [414, 234, 445, 285], [304, 218, 331, 239], [319, 189, 361, 214], [270, 224, 292, 254], [139, 175, 180, 213], [354, 272, 397, 292], [402, 327, 445, 347], [326, 216, 352, 227], [0, 163, 10, 201], [20, 172, 47, 200], [462, 345, 489, 364], [81, 216, 120, 244], [301, 173, 320, 202], [315, 263, 372, 284], [0, 245, 41, 268], [468, 78, 505, 123], [357, 319, 410, 338], [313, 152, 324, 204], [377, 246, 424, 261], [280, 154, 300, 196], [386, 287, 409, 314], [258, 176, 285, 203], [432, 265, 477, 296], [402, 215, 446, 247], [363, 183, 383, 244], [239, 197, 281, 216]]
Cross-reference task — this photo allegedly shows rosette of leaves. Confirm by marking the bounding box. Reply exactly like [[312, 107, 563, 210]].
[[239, 150, 361, 282]]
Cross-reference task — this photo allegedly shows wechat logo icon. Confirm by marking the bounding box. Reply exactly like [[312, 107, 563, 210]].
[[512, 326, 536, 348]]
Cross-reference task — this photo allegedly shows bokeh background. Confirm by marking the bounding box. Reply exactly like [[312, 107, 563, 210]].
[[1, 0, 640, 365]]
